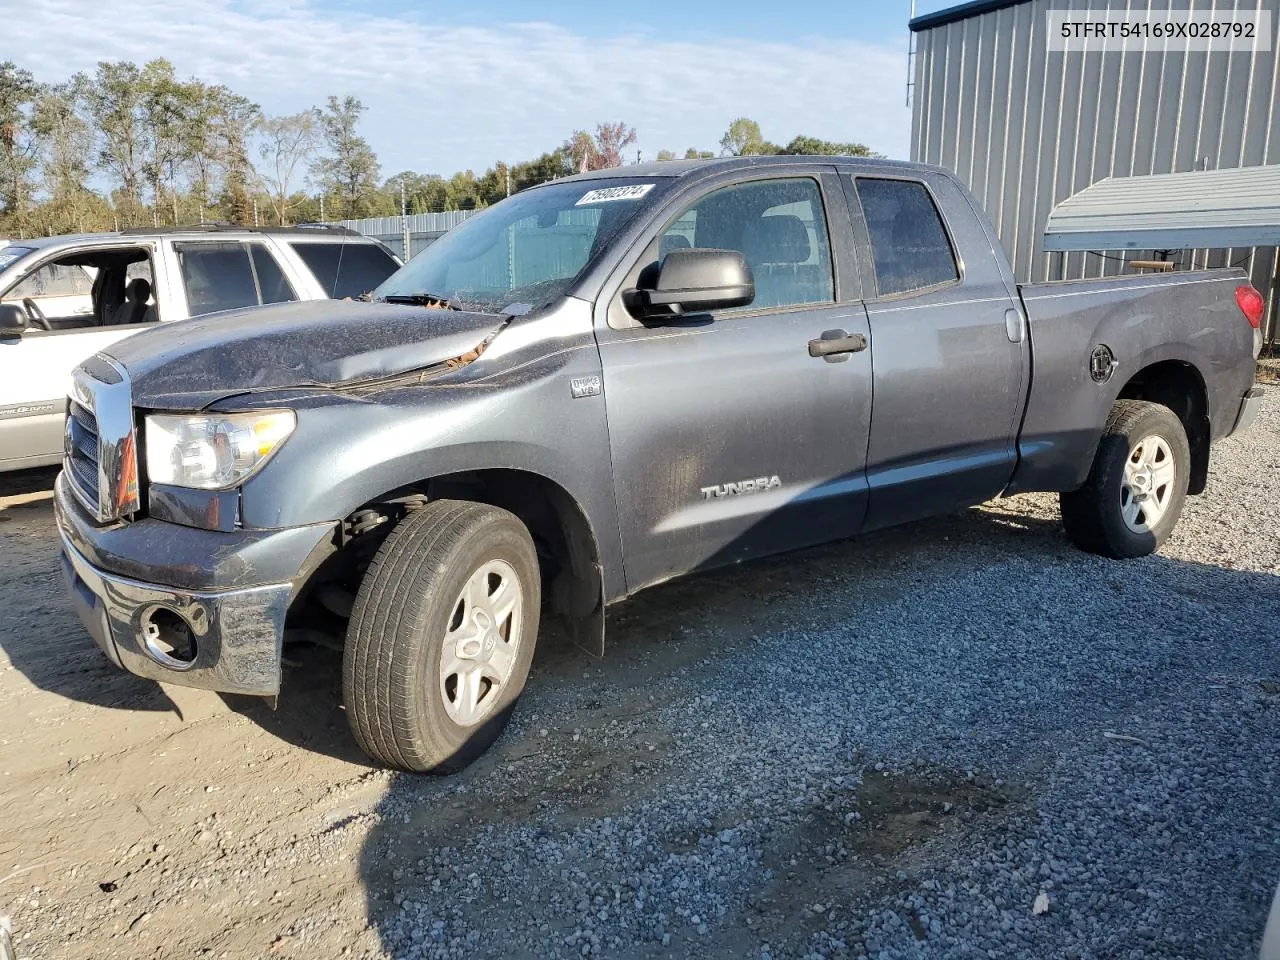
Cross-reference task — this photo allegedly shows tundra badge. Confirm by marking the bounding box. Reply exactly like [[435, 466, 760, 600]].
[[701, 476, 782, 499]]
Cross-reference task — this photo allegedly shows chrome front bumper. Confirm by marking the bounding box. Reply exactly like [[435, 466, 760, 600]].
[[59, 531, 292, 696]]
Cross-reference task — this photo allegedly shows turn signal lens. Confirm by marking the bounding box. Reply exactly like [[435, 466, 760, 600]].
[[1235, 285, 1264, 330]]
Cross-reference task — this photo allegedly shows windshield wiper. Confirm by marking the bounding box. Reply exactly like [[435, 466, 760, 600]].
[[378, 292, 461, 311]]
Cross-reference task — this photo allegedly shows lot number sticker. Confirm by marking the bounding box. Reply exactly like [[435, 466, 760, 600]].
[[575, 184, 654, 205]]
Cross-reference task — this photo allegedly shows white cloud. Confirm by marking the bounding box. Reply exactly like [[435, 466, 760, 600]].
[[9, 0, 911, 177]]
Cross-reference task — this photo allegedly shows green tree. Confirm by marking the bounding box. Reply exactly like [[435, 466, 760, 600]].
[[510, 149, 572, 190], [719, 117, 778, 156], [655, 149, 676, 162], [314, 95, 380, 219], [0, 61, 40, 228], [683, 147, 715, 160], [257, 110, 319, 225], [74, 61, 149, 224], [778, 134, 875, 157], [383, 170, 448, 214], [31, 83, 100, 233]]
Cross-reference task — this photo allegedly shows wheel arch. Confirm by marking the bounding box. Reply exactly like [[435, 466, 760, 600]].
[[323, 468, 607, 656], [1114, 358, 1210, 495]]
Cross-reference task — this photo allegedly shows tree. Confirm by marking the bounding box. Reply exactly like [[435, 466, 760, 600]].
[[562, 122, 637, 173], [257, 111, 318, 225], [74, 61, 149, 224], [719, 117, 777, 156], [0, 61, 40, 226], [510, 150, 573, 191], [31, 83, 98, 233], [208, 87, 260, 224], [138, 59, 192, 222], [655, 149, 676, 162], [683, 147, 716, 160], [313, 95, 380, 219], [593, 121, 637, 168], [778, 134, 875, 157]]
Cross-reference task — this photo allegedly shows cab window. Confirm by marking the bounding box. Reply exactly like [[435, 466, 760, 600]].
[[855, 178, 959, 296], [658, 177, 834, 311]]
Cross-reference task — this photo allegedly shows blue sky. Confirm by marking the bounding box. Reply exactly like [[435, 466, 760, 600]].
[[12, 0, 960, 181]]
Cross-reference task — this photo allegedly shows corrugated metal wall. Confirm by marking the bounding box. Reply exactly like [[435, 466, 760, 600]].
[[331, 211, 478, 260], [911, 0, 1280, 339]]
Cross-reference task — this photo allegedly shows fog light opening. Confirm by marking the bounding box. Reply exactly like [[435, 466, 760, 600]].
[[142, 608, 197, 668]]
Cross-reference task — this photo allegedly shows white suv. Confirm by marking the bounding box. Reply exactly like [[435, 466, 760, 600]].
[[0, 225, 401, 471]]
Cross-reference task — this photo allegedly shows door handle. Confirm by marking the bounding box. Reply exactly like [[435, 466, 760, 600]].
[[808, 329, 868, 362]]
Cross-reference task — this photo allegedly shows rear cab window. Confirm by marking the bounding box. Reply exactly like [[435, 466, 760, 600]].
[[854, 178, 959, 297], [174, 242, 298, 317], [288, 242, 399, 299]]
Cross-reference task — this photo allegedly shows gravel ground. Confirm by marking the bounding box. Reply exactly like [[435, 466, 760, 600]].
[[1, 389, 1277, 960]]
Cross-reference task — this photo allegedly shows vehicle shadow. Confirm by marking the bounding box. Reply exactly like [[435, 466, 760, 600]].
[[0, 468, 181, 714], [347, 503, 1280, 958]]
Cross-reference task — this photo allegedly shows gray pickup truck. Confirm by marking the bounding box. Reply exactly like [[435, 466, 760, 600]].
[[54, 157, 1265, 772]]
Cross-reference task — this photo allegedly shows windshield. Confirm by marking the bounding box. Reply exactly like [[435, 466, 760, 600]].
[[0, 246, 37, 275], [374, 178, 669, 313]]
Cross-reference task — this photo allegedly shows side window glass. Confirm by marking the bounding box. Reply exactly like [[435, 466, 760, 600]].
[[3, 262, 95, 301], [174, 242, 259, 317], [289, 242, 399, 299], [854, 178, 959, 296], [658, 177, 834, 311], [249, 245, 297, 305]]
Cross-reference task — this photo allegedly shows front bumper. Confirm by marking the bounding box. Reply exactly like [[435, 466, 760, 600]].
[[55, 472, 335, 696], [1232, 386, 1265, 434]]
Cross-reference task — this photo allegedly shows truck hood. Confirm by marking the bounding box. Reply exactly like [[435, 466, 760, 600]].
[[103, 300, 506, 409]]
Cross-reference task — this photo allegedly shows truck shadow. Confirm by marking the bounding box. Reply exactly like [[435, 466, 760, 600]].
[[345, 505, 1280, 957], [0, 468, 182, 715]]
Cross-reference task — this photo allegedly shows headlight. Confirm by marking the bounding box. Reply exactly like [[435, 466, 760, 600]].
[[145, 411, 296, 490]]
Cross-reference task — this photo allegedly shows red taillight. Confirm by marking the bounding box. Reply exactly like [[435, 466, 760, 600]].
[[1235, 285, 1264, 330]]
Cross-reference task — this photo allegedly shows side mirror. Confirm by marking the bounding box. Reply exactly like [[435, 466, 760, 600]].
[[0, 302, 28, 337], [626, 248, 754, 320]]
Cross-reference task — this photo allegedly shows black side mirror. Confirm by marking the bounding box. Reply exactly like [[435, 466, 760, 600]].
[[625, 248, 754, 320], [0, 302, 28, 337]]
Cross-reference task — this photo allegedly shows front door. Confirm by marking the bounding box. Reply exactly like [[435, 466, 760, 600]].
[[595, 172, 873, 594]]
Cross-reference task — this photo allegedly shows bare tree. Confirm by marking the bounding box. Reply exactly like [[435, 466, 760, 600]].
[[256, 111, 318, 225]]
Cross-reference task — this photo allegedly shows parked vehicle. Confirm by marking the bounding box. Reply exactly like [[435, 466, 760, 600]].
[[0, 226, 400, 471], [53, 157, 1264, 772]]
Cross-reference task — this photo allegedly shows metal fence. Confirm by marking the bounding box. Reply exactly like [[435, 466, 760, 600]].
[[329, 211, 477, 260]]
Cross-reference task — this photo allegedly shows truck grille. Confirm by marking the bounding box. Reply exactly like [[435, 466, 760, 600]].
[[64, 357, 139, 523], [64, 399, 101, 511]]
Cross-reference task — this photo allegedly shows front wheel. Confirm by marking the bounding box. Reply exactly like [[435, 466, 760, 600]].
[[343, 499, 541, 772], [1060, 400, 1191, 559]]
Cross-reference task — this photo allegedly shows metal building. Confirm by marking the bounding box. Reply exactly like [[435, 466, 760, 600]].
[[909, 0, 1280, 339]]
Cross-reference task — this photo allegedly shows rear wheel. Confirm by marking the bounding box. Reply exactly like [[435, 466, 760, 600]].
[[343, 499, 540, 772], [1060, 400, 1190, 559]]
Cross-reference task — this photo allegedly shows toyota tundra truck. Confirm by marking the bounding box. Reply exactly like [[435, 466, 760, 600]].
[[53, 157, 1266, 772]]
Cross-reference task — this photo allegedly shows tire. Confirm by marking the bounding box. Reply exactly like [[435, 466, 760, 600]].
[[1059, 399, 1190, 559], [343, 499, 540, 773]]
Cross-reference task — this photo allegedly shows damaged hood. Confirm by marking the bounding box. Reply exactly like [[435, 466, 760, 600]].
[[104, 300, 506, 409]]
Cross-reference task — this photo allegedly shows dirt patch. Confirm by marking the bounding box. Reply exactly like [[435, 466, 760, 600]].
[[732, 766, 1024, 950]]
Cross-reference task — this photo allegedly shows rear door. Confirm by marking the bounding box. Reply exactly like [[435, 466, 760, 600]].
[[594, 168, 874, 593], [846, 172, 1027, 530]]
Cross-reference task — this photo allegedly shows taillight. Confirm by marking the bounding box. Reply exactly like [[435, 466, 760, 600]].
[[1235, 285, 1264, 329]]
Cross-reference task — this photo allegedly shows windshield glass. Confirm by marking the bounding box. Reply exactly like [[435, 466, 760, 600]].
[[0, 246, 37, 275], [374, 178, 668, 312]]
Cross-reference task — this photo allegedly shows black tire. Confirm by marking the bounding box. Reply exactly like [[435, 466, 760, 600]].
[[342, 499, 540, 773], [1060, 399, 1190, 559]]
